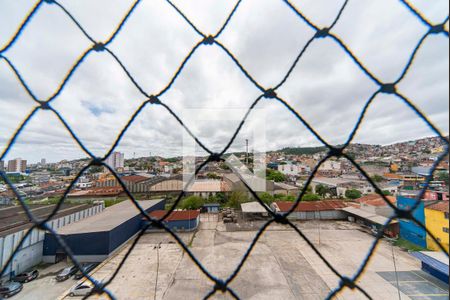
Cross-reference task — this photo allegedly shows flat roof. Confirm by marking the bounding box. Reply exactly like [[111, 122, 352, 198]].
[[0, 203, 93, 238], [341, 207, 398, 226], [58, 200, 163, 235], [312, 177, 355, 186], [275, 201, 348, 212], [241, 201, 271, 213], [149, 210, 200, 221]]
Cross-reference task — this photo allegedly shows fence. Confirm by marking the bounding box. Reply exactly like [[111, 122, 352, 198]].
[[0, 0, 449, 299]]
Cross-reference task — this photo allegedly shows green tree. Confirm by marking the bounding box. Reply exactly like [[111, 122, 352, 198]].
[[207, 173, 221, 180], [435, 171, 449, 185], [258, 192, 275, 205], [316, 184, 330, 198], [382, 190, 392, 196], [302, 194, 321, 201], [266, 169, 287, 182], [180, 196, 205, 210], [226, 191, 248, 208], [345, 189, 362, 199], [371, 175, 384, 183]]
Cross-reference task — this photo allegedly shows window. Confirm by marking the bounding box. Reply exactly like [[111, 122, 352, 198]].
[[445, 212, 449, 220], [443, 227, 449, 233]]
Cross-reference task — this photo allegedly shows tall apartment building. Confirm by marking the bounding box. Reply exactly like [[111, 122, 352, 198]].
[[0, 160, 4, 172], [105, 152, 125, 170], [7, 158, 27, 173]]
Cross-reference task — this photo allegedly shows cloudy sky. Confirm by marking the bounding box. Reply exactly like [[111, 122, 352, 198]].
[[0, 0, 448, 163]]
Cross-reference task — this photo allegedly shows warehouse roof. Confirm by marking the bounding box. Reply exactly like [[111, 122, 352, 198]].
[[0, 203, 94, 238], [357, 194, 396, 207], [274, 183, 298, 191], [149, 210, 200, 221], [341, 207, 398, 226], [241, 201, 271, 213], [58, 199, 163, 234], [426, 202, 449, 213], [121, 175, 150, 183], [274, 201, 347, 212], [411, 251, 449, 276]]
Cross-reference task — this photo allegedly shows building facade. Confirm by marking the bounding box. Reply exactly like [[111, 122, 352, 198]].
[[0, 204, 104, 281], [397, 196, 427, 248], [7, 158, 27, 173], [424, 202, 449, 251], [105, 152, 124, 170]]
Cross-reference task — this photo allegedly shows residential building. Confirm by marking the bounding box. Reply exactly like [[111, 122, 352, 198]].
[[105, 152, 125, 170], [397, 196, 438, 249], [278, 163, 310, 176], [7, 158, 27, 173], [424, 202, 449, 251], [0, 161, 4, 172]]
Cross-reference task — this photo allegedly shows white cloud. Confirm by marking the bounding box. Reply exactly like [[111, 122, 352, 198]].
[[0, 0, 448, 163]]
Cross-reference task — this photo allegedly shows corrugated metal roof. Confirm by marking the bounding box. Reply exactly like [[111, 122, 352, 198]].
[[275, 201, 347, 212], [121, 175, 150, 183], [341, 207, 398, 225], [149, 210, 200, 221], [411, 251, 449, 276], [241, 201, 271, 213], [426, 202, 449, 213]]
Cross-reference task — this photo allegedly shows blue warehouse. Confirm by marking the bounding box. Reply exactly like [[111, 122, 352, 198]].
[[43, 199, 165, 263], [397, 196, 427, 248]]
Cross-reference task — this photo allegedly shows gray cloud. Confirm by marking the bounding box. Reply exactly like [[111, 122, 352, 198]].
[[0, 0, 448, 163]]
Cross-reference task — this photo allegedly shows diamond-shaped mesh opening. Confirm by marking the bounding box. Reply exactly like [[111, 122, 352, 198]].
[[0, 0, 448, 299]]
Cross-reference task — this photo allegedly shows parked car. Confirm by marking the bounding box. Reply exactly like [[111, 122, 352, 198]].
[[56, 266, 78, 282], [0, 281, 23, 298], [13, 270, 39, 283], [74, 263, 98, 280], [68, 282, 94, 297]]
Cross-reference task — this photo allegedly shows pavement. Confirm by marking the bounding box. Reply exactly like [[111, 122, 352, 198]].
[[28, 216, 447, 300], [12, 261, 74, 300]]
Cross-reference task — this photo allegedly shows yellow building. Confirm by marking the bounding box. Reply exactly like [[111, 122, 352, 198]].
[[425, 202, 449, 252]]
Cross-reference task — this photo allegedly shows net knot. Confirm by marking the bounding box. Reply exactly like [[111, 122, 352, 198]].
[[203, 35, 215, 45], [92, 282, 105, 295], [274, 214, 289, 225], [264, 88, 277, 99], [380, 83, 397, 94], [92, 157, 103, 166], [342, 277, 356, 289], [38, 100, 51, 110], [396, 209, 412, 220], [430, 23, 445, 34], [214, 280, 227, 293], [36, 221, 48, 231], [210, 153, 223, 162], [149, 95, 161, 105], [93, 42, 105, 52], [315, 27, 330, 38], [328, 147, 343, 158]]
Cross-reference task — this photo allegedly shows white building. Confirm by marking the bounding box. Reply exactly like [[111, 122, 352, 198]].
[[105, 152, 125, 170], [320, 160, 342, 171], [278, 163, 310, 176]]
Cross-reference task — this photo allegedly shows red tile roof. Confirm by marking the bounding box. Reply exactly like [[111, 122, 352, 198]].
[[275, 200, 348, 212], [356, 194, 396, 207], [427, 202, 449, 213], [121, 175, 149, 183], [149, 210, 200, 221], [68, 187, 123, 197]]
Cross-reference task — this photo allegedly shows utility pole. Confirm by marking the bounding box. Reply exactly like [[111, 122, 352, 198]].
[[245, 139, 249, 166]]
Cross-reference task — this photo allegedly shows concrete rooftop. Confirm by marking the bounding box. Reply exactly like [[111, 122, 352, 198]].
[[57, 199, 163, 235]]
